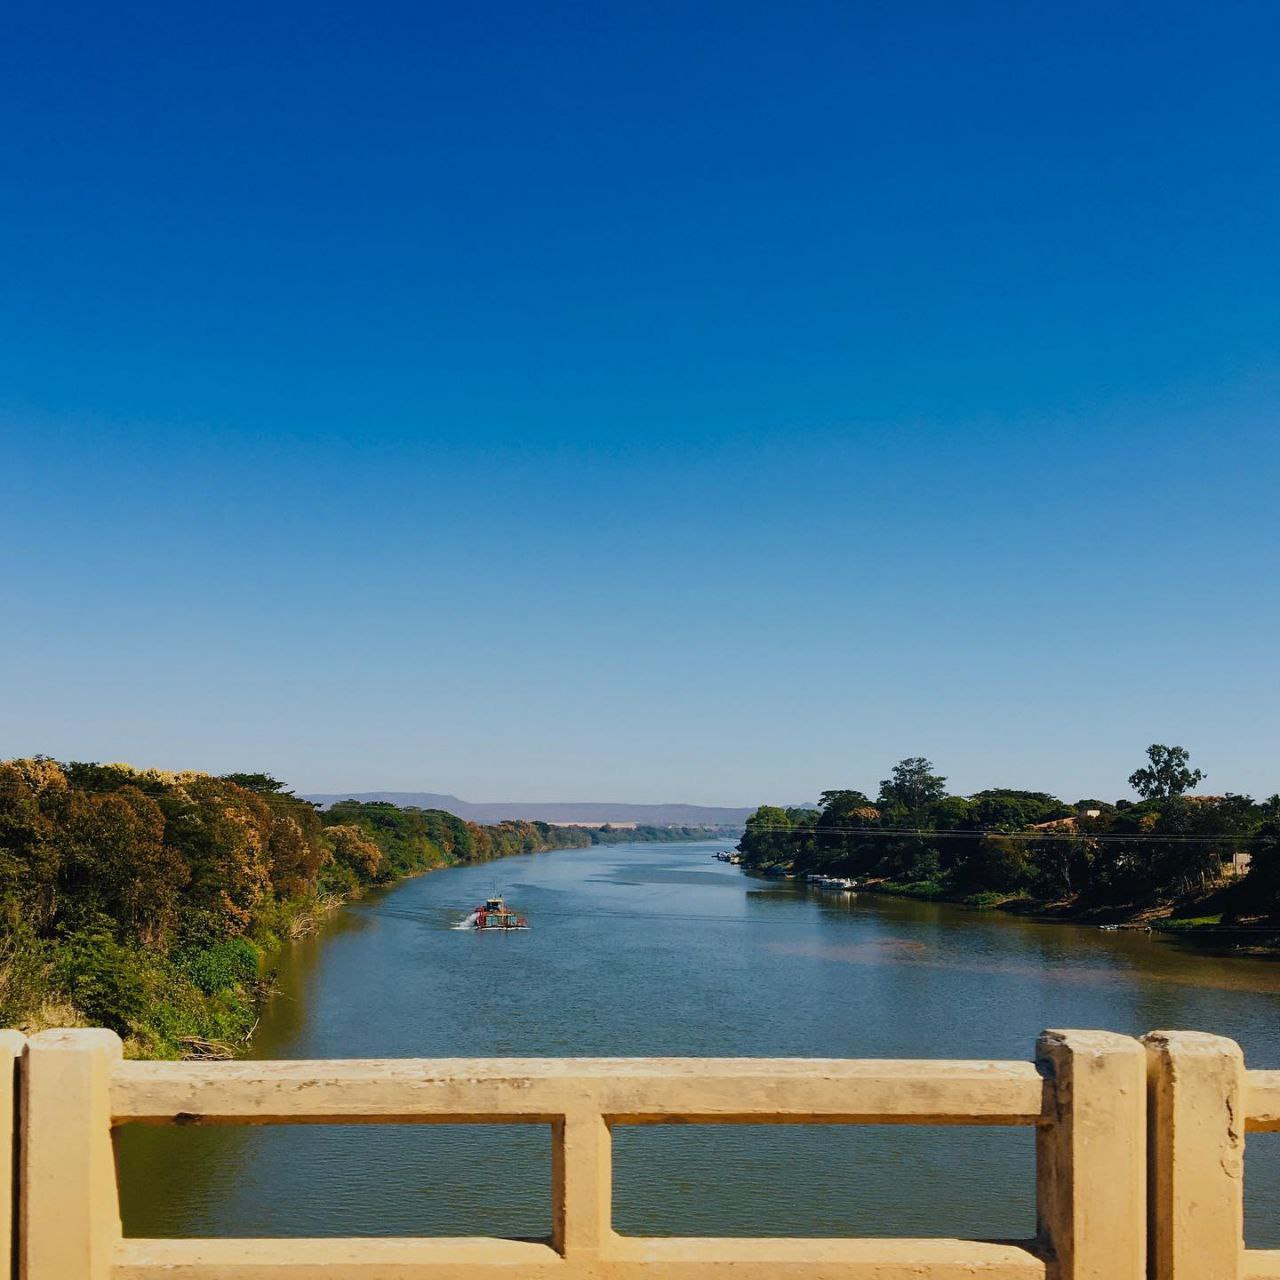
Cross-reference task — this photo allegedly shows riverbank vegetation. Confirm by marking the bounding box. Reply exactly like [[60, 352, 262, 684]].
[[0, 759, 601, 1056], [738, 747, 1280, 936], [589, 823, 739, 844]]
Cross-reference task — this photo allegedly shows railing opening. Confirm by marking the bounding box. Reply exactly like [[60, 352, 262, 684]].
[[1245, 1132, 1280, 1249], [611, 1124, 1034, 1238], [114, 1123, 552, 1238]]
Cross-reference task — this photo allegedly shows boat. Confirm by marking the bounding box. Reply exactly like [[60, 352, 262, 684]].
[[811, 876, 857, 891], [466, 896, 529, 930]]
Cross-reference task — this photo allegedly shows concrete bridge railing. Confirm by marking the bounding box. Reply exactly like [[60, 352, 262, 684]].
[[1, 1027, 1276, 1279], [1144, 1031, 1280, 1280]]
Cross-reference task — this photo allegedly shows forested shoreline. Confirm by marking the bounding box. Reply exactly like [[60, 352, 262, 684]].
[[0, 758, 657, 1056], [9, 742, 1272, 1060], [738, 746, 1280, 942]]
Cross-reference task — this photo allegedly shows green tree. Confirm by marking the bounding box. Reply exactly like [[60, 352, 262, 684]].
[[1235, 823, 1280, 919], [221, 772, 294, 795], [966, 790, 1071, 830], [817, 790, 874, 816], [57, 787, 188, 945], [738, 805, 798, 866], [1026, 833, 1091, 898], [0, 760, 61, 930], [157, 777, 273, 938], [878, 758, 947, 814], [954, 835, 1029, 894], [54, 922, 150, 1035], [1128, 744, 1205, 800]]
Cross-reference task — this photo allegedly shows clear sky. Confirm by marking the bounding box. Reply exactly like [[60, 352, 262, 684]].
[[3, 2, 1277, 805]]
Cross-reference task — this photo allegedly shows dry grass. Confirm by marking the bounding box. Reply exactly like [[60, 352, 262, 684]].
[[286, 892, 347, 938], [11, 996, 88, 1036]]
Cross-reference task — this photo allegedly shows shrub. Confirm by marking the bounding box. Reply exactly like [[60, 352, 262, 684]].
[[177, 938, 262, 996], [54, 925, 149, 1034]]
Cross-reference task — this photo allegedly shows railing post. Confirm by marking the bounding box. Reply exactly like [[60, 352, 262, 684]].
[[552, 1107, 612, 1259], [0, 1033, 25, 1280], [20, 1030, 122, 1280], [1036, 1029, 1145, 1280], [1143, 1030, 1244, 1280]]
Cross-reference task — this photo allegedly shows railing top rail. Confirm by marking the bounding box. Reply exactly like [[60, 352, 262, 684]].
[[1247, 1069, 1280, 1132], [109, 1054, 1045, 1127]]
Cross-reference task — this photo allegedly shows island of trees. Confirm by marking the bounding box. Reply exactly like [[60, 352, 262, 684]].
[[0, 758, 718, 1056], [738, 746, 1280, 930]]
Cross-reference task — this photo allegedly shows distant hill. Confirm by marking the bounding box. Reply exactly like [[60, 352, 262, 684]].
[[302, 792, 754, 826]]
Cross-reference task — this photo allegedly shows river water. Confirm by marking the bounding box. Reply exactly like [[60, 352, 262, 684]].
[[116, 840, 1280, 1246]]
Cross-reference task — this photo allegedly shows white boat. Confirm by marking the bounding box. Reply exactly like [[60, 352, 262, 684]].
[[813, 876, 857, 891]]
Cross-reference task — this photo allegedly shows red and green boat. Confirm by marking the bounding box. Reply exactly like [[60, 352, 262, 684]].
[[467, 895, 529, 930]]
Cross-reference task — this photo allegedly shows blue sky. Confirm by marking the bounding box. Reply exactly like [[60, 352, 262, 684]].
[[2, 2, 1277, 804]]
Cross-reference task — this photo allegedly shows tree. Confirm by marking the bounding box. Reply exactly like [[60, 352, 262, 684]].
[[158, 778, 273, 938], [966, 790, 1071, 830], [816, 791, 875, 829], [325, 824, 385, 882], [1027, 833, 1091, 899], [222, 772, 293, 796], [818, 790, 872, 813], [953, 835, 1030, 894], [0, 760, 61, 929], [1128, 744, 1205, 800], [1235, 823, 1280, 919], [878, 758, 947, 814], [738, 805, 798, 866], [1146, 795, 1253, 895], [58, 787, 188, 945], [267, 814, 329, 900], [745, 804, 790, 830]]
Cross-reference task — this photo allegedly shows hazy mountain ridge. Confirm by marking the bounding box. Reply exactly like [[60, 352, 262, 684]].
[[302, 792, 755, 825]]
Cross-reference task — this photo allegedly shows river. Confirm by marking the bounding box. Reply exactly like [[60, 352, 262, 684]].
[[116, 840, 1280, 1246]]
